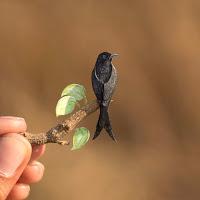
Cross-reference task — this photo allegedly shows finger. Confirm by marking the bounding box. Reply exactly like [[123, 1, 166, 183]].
[[0, 117, 27, 134], [30, 145, 46, 161], [18, 161, 44, 184], [6, 183, 30, 200], [0, 133, 31, 199]]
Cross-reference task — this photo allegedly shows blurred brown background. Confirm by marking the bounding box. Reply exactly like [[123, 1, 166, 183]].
[[0, 0, 200, 199]]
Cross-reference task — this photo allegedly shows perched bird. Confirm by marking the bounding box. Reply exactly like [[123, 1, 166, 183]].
[[91, 51, 118, 141]]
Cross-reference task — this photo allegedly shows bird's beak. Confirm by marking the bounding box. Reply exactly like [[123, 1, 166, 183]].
[[109, 53, 118, 60]]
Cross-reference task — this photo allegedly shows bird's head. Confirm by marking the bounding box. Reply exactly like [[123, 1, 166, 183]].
[[96, 52, 118, 66]]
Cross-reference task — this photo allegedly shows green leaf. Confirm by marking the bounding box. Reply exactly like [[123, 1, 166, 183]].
[[61, 84, 86, 101], [56, 96, 76, 117], [71, 127, 90, 150]]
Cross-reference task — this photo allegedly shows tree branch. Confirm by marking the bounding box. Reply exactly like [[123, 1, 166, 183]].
[[21, 100, 99, 145]]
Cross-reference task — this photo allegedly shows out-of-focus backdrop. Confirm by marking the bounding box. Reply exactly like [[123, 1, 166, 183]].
[[0, 1, 200, 199]]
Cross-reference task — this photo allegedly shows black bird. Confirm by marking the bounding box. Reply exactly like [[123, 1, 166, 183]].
[[91, 51, 118, 141]]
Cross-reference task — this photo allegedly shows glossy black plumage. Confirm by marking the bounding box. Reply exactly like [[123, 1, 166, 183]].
[[91, 52, 118, 141]]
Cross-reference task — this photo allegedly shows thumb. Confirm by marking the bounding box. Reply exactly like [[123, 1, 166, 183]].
[[0, 133, 31, 199]]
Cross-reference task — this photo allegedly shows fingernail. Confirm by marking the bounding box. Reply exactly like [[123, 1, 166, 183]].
[[0, 116, 24, 121], [0, 136, 27, 178], [30, 161, 44, 176]]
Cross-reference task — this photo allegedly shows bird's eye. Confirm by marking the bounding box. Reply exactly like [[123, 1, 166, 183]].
[[102, 55, 107, 59]]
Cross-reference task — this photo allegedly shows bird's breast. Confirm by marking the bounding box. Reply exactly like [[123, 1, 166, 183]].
[[95, 65, 112, 83]]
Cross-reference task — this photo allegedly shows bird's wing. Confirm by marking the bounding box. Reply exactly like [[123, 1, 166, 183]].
[[103, 65, 117, 105], [92, 69, 104, 101]]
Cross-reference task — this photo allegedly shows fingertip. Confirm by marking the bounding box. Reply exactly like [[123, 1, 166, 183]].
[[31, 145, 46, 161], [0, 124, 31, 199], [8, 133, 32, 156], [0, 133, 32, 179], [0, 117, 27, 134], [7, 183, 30, 200], [18, 161, 45, 184]]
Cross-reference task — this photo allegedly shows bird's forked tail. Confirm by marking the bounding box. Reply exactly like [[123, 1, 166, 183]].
[[93, 104, 116, 141]]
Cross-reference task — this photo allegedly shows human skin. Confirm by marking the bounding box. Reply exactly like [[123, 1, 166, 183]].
[[0, 116, 45, 200]]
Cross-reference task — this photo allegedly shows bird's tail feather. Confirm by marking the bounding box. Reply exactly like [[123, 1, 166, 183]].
[[105, 114, 116, 141], [93, 105, 116, 141]]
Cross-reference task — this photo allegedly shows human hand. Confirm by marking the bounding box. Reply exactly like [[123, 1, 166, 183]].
[[0, 116, 45, 200]]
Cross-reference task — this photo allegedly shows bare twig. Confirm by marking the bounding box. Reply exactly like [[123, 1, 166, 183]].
[[21, 100, 99, 145]]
